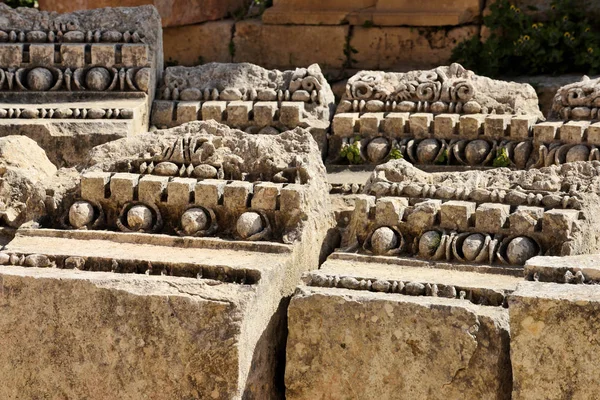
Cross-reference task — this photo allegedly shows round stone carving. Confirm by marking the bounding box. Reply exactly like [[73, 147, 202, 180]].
[[507, 236, 538, 265], [181, 208, 209, 235], [416, 139, 441, 164], [418, 230, 441, 257], [465, 140, 491, 165], [86, 67, 111, 91], [366, 138, 390, 163], [27, 67, 54, 91], [237, 212, 263, 239], [371, 227, 398, 255], [566, 145, 590, 163], [68, 201, 95, 228], [462, 233, 485, 261], [193, 164, 218, 179], [127, 205, 154, 231]]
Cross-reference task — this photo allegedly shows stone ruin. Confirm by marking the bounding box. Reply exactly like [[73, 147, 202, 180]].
[[1, 4, 600, 400], [0, 3, 162, 166]]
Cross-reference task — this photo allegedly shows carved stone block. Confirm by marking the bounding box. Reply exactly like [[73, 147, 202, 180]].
[[333, 113, 359, 137], [440, 200, 476, 231], [201, 101, 227, 123], [81, 172, 111, 203], [60, 44, 86, 68], [434, 113, 460, 139], [109, 173, 139, 204], [475, 203, 510, 232], [252, 183, 282, 210], [375, 197, 408, 226], [560, 121, 590, 144], [176, 101, 201, 124], [409, 113, 433, 138], [459, 114, 486, 139], [509, 206, 544, 234], [226, 101, 253, 127], [382, 112, 409, 137], [253, 102, 278, 127], [195, 179, 225, 208], [533, 122, 563, 143], [121, 44, 149, 68], [138, 175, 169, 205]]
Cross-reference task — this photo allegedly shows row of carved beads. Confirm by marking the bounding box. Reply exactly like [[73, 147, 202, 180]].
[[0, 29, 144, 44]]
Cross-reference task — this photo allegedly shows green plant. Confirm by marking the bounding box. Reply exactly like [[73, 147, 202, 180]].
[[493, 147, 511, 167], [362, 20, 375, 28], [342, 37, 359, 70], [434, 149, 448, 165], [451, 0, 600, 76], [388, 147, 404, 160], [340, 137, 363, 164], [6, 0, 37, 7]]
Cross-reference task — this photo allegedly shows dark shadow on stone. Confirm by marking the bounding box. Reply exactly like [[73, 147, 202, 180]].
[[242, 296, 290, 400]]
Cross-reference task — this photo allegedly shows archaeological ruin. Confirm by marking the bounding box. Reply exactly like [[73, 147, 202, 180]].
[[0, 2, 600, 400]]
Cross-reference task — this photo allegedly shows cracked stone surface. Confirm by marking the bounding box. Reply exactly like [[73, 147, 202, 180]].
[[285, 286, 512, 400]]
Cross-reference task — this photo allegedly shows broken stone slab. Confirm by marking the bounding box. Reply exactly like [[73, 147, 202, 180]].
[[0, 4, 163, 167], [286, 284, 512, 400], [343, 159, 600, 268], [0, 261, 285, 399], [509, 281, 600, 400], [551, 75, 600, 121], [151, 63, 335, 156], [337, 63, 543, 118], [524, 254, 600, 283], [329, 64, 544, 166], [0, 120, 333, 398]]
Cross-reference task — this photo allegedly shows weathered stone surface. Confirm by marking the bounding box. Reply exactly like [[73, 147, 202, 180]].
[[0, 120, 333, 399], [0, 136, 57, 228], [38, 0, 248, 28], [163, 20, 234, 66], [362, 159, 600, 259], [525, 254, 600, 283], [151, 63, 334, 154], [550, 75, 600, 120], [348, 0, 484, 26], [350, 26, 479, 71], [263, 0, 376, 25], [233, 19, 348, 70], [509, 281, 600, 400], [340, 63, 542, 118], [0, 5, 163, 165], [286, 285, 511, 400]]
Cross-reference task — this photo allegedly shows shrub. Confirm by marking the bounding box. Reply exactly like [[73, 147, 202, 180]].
[[451, 0, 600, 76]]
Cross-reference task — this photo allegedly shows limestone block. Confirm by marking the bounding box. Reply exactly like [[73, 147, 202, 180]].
[[533, 121, 562, 143], [38, 0, 247, 28], [405, 199, 441, 231], [350, 25, 478, 70], [29, 44, 54, 65], [202, 101, 227, 123], [0, 44, 22, 67], [60, 44, 86, 68], [164, 20, 234, 66], [542, 209, 579, 236], [560, 121, 590, 144], [152, 100, 175, 126], [375, 197, 408, 226], [253, 102, 278, 127], [510, 115, 537, 140], [459, 114, 486, 139], [109, 173, 139, 204], [484, 115, 511, 139], [227, 101, 253, 127], [359, 113, 384, 136], [138, 175, 169, 204], [440, 200, 475, 231], [91, 44, 117, 68], [223, 181, 253, 210], [475, 203, 510, 232], [176, 101, 201, 124], [252, 183, 281, 210], [524, 254, 600, 283], [434, 113, 460, 139], [233, 19, 349, 70], [509, 281, 600, 400], [279, 102, 303, 128], [382, 112, 409, 137], [509, 206, 544, 234], [409, 113, 433, 138], [81, 172, 111, 203], [121, 44, 149, 68], [286, 286, 511, 400], [262, 0, 376, 25], [333, 113, 359, 137], [587, 122, 600, 145], [167, 178, 196, 207], [280, 184, 304, 213]]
